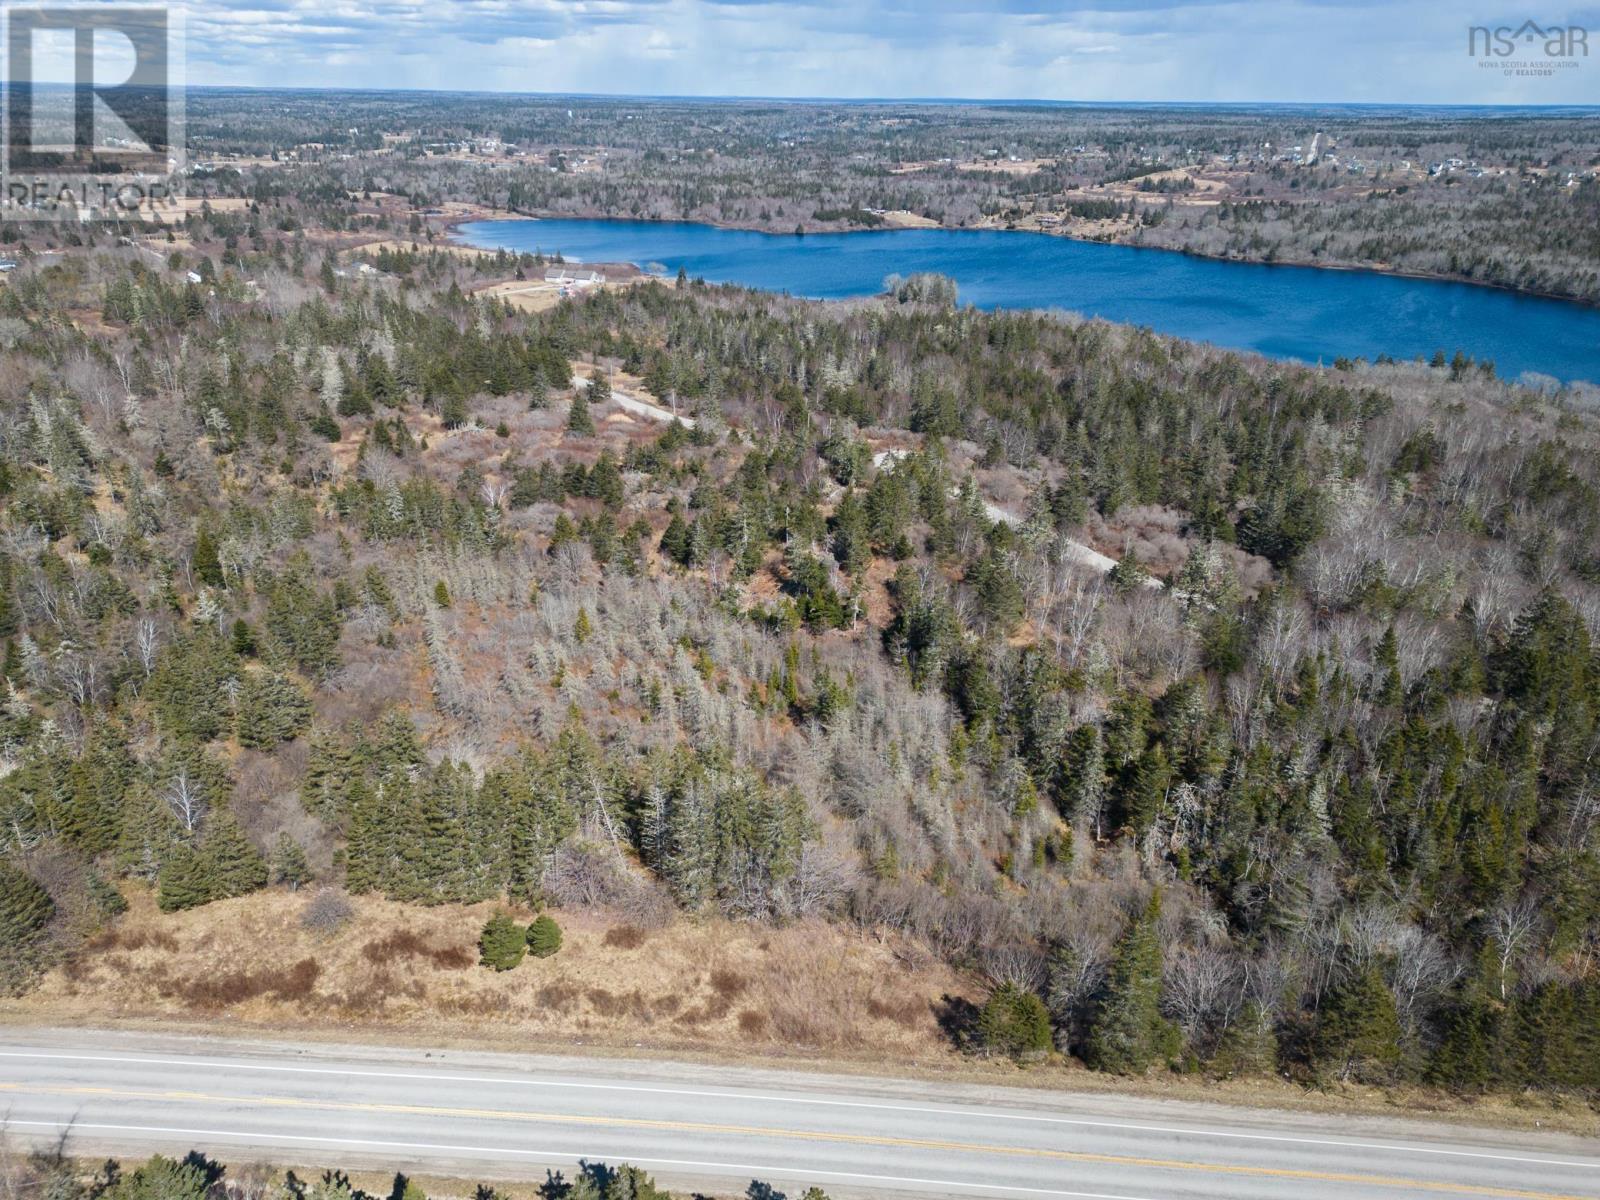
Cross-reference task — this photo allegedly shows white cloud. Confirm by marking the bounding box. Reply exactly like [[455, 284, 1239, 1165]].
[[172, 0, 1600, 103]]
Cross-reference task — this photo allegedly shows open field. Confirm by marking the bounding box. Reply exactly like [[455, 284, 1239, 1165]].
[[476, 274, 650, 312], [0, 887, 970, 1062]]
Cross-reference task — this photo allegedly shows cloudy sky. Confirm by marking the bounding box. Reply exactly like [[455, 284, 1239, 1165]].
[[150, 1, 1600, 103]]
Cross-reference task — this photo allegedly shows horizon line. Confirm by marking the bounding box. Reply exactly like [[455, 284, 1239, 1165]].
[[91, 83, 1600, 112]]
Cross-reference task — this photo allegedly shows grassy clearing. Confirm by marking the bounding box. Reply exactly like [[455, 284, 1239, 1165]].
[[9, 887, 967, 1059]]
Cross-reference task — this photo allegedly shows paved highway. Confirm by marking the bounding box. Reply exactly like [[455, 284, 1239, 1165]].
[[0, 1029, 1596, 1200]]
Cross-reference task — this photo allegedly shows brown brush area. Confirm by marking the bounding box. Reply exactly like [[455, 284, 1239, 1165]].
[[6, 886, 968, 1058]]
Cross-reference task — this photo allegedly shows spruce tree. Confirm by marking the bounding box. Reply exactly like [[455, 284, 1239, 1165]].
[[1210, 1002, 1279, 1078], [302, 727, 358, 821], [236, 671, 313, 748], [526, 913, 563, 958], [1314, 963, 1402, 1081], [0, 860, 54, 993], [103, 1153, 219, 1200], [1085, 893, 1179, 1074], [1426, 992, 1497, 1092], [567, 391, 595, 436], [230, 618, 258, 657], [528, 367, 550, 410], [480, 913, 527, 970], [342, 776, 386, 894], [206, 810, 269, 899], [368, 710, 426, 773], [63, 727, 133, 855], [271, 834, 312, 890], [405, 764, 479, 904], [659, 509, 691, 566], [1376, 625, 1404, 706], [157, 843, 220, 912], [977, 982, 1053, 1061], [192, 528, 225, 588]]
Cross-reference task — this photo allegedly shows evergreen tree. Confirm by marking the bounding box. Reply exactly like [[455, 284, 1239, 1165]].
[[480, 913, 527, 970], [147, 630, 240, 742], [207, 809, 269, 898], [103, 1153, 220, 1200], [1375, 625, 1404, 706], [302, 726, 359, 821], [368, 711, 426, 774], [977, 982, 1053, 1061], [342, 776, 389, 894], [1426, 992, 1498, 1092], [192, 528, 225, 588], [263, 572, 344, 679], [528, 367, 550, 410], [160, 810, 268, 911], [1210, 1003, 1279, 1078], [526, 913, 563, 958], [236, 671, 313, 748], [567, 391, 595, 436], [1314, 963, 1402, 1081], [230, 618, 258, 658], [0, 860, 54, 994], [62, 726, 134, 855], [404, 762, 484, 904], [271, 833, 312, 890], [157, 842, 220, 912], [659, 508, 692, 566], [1085, 894, 1179, 1074]]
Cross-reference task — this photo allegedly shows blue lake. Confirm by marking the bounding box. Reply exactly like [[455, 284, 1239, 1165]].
[[455, 218, 1600, 386]]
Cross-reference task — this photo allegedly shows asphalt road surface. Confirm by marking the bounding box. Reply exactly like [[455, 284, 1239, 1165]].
[[0, 1029, 1596, 1200]]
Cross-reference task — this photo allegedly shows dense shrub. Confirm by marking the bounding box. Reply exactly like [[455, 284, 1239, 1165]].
[[479, 913, 527, 970], [977, 983, 1052, 1061], [526, 914, 563, 958]]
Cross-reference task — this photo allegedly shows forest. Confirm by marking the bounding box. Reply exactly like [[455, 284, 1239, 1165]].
[[0, 173, 1597, 1101], [159, 91, 1600, 302]]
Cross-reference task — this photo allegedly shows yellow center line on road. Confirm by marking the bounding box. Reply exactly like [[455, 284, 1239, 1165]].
[[0, 1082, 1584, 1200]]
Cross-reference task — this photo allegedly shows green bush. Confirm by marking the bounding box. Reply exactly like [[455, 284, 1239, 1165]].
[[526, 913, 563, 958], [479, 913, 526, 970], [977, 982, 1052, 1061]]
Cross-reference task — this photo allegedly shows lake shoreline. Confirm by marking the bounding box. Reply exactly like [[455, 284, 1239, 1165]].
[[445, 208, 1600, 313], [448, 214, 1600, 384]]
